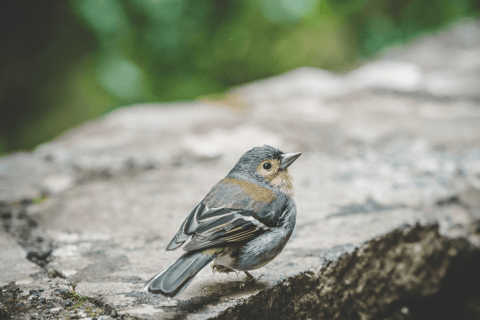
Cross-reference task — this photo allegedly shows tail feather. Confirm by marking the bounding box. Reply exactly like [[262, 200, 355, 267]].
[[144, 251, 216, 297]]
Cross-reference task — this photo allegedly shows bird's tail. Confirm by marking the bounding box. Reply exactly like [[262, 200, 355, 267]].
[[143, 251, 217, 297]]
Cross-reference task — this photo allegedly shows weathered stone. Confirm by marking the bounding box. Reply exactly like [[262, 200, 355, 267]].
[[0, 232, 41, 287], [0, 152, 58, 202], [214, 225, 480, 320], [1, 19, 480, 319]]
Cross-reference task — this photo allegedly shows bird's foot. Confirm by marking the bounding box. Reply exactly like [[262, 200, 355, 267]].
[[211, 264, 236, 275], [239, 271, 262, 289]]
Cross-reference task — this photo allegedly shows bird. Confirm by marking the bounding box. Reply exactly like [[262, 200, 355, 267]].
[[143, 145, 301, 297]]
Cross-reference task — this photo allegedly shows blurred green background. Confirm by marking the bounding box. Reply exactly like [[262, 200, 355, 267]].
[[1, 0, 479, 155]]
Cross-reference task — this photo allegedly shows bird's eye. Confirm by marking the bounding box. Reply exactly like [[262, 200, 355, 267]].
[[263, 162, 272, 170]]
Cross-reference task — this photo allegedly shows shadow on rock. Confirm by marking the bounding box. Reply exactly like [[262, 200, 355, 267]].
[[214, 224, 480, 320]]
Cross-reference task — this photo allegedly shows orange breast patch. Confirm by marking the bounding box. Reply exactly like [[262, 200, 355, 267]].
[[222, 177, 276, 203]]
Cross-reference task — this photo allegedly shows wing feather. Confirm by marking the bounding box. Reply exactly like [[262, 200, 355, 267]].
[[185, 208, 267, 251], [167, 203, 271, 252]]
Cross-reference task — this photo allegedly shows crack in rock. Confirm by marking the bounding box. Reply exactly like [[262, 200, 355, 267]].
[[0, 201, 53, 269], [0, 282, 130, 320]]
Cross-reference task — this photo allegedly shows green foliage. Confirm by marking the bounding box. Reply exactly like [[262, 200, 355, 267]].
[[32, 196, 48, 205], [354, 0, 478, 56], [62, 291, 91, 309], [0, 0, 478, 154], [0, 139, 5, 158]]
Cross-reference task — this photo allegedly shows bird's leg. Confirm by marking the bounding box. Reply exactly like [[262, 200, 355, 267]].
[[239, 271, 259, 289], [211, 264, 236, 275]]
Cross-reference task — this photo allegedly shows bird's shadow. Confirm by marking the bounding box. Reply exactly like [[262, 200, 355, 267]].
[[172, 276, 269, 314]]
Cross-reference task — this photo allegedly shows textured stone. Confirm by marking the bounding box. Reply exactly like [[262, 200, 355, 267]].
[[0, 152, 57, 202], [214, 225, 480, 320], [0, 232, 41, 287], [1, 19, 480, 320]]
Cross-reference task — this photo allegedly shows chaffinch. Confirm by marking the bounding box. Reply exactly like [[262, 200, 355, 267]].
[[144, 145, 301, 297]]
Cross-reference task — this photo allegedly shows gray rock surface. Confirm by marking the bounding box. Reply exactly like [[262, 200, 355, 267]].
[[1, 19, 480, 319], [0, 231, 41, 287]]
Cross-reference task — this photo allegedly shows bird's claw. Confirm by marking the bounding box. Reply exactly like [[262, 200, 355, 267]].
[[239, 272, 262, 289], [211, 264, 236, 275]]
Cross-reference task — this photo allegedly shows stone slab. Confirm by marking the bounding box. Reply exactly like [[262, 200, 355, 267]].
[[1, 19, 480, 320], [0, 232, 42, 287]]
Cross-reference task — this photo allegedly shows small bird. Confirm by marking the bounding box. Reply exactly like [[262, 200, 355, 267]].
[[144, 145, 301, 297]]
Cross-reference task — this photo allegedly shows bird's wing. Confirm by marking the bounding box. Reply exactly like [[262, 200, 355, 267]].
[[166, 203, 271, 251]]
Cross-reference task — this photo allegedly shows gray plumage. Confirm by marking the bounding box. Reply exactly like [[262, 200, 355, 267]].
[[144, 145, 301, 297], [143, 251, 217, 296]]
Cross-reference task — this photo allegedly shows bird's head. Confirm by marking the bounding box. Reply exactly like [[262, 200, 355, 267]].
[[230, 145, 301, 195]]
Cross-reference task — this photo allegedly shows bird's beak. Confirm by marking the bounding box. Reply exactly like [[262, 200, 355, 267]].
[[280, 152, 302, 170]]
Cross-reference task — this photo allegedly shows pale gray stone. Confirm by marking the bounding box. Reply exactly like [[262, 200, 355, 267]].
[[0, 232, 42, 287], [1, 19, 480, 320]]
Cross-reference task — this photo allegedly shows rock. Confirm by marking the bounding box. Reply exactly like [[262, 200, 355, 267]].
[[54, 289, 70, 295], [0, 309, 10, 320], [384, 19, 480, 99], [215, 225, 480, 320], [238, 67, 348, 99], [0, 232, 42, 287], [1, 19, 480, 319], [0, 152, 57, 202], [347, 60, 424, 92], [458, 187, 480, 209]]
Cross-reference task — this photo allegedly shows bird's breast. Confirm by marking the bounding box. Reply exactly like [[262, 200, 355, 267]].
[[268, 170, 294, 198], [203, 177, 277, 213], [221, 177, 276, 203]]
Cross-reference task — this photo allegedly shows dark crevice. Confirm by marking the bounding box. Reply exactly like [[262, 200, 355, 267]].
[[26, 250, 53, 268], [0, 201, 54, 270], [379, 237, 480, 320], [213, 224, 480, 320], [0, 282, 129, 320], [436, 195, 461, 206], [0, 201, 127, 318]]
